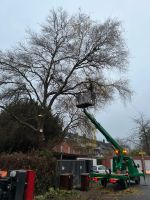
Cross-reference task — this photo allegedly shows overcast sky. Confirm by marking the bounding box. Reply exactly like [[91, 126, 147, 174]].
[[0, 0, 150, 140]]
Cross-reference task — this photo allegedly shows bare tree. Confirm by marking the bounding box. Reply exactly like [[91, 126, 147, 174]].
[[0, 9, 131, 148], [132, 114, 150, 155]]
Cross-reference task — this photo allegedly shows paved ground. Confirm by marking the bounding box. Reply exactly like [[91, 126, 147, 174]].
[[122, 175, 150, 200]]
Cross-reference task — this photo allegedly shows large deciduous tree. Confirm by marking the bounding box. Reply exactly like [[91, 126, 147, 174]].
[[0, 9, 131, 148]]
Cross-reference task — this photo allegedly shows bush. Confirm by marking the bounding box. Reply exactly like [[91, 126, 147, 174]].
[[0, 151, 57, 195]]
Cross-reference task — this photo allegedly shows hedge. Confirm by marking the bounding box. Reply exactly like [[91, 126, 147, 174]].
[[0, 151, 57, 195]]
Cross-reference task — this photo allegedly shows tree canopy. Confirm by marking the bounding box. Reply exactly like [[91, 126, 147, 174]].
[[0, 9, 131, 147], [0, 100, 64, 152]]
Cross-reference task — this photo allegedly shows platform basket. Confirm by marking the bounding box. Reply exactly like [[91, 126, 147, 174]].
[[76, 92, 95, 108]]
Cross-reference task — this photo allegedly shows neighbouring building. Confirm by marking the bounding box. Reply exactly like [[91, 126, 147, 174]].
[[53, 134, 113, 160]]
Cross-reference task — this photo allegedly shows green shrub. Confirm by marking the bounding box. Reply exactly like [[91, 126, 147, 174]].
[[0, 151, 57, 195]]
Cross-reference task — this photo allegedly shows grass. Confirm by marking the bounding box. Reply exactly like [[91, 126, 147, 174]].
[[34, 185, 140, 200]]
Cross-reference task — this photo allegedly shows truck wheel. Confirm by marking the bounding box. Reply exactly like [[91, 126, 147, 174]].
[[120, 180, 128, 189], [101, 178, 107, 188], [135, 176, 140, 184]]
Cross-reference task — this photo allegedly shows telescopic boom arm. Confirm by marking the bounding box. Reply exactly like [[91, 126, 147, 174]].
[[83, 108, 124, 154]]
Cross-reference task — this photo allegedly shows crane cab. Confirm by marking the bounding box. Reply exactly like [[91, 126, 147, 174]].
[[112, 156, 141, 183]]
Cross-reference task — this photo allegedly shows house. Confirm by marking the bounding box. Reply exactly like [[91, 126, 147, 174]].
[[53, 134, 113, 160], [53, 136, 90, 159], [95, 140, 114, 157]]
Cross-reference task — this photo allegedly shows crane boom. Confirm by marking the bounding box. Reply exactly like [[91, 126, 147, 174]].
[[83, 108, 124, 154]]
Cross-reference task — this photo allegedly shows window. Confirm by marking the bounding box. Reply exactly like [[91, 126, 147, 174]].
[[98, 166, 106, 170]]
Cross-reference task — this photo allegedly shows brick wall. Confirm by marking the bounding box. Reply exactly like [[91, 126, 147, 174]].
[[53, 141, 73, 154]]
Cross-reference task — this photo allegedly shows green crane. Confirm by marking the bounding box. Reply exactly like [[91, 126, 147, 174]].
[[76, 91, 144, 188], [81, 108, 144, 188]]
